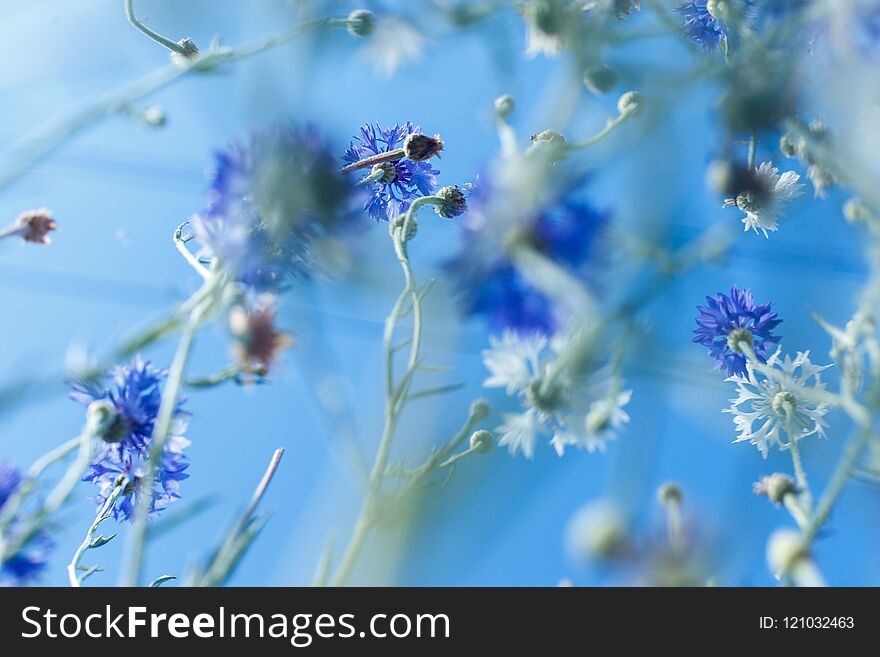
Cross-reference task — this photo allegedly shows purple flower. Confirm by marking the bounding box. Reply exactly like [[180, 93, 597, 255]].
[[71, 357, 190, 522], [343, 122, 439, 222], [445, 177, 607, 334], [693, 286, 782, 376], [192, 124, 360, 290], [0, 462, 53, 585]]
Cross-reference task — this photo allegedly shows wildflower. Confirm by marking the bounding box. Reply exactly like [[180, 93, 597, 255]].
[[482, 330, 631, 458], [0, 463, 53, 585], [523, 0, 568, 58], [722, 161, 803, 236], [446, 176, 607, 334], [229, 295, 292, 376], [71, 357, 190, 521], [359, 15, 425, 78], [343, 123, 439, 222], [434, 185, 468, 219], [0, 208, 57, 245], [191, 124, 359, 290], [693, 286, 782, 377], [675, 0, 754, 52], [725, 349, 831, 458]]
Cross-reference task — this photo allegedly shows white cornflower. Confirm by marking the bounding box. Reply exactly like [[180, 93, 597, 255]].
[[497, 408, 545, 459], [725, 349, 832, 458], [482, 330, 632, 458], [551, 389, 632, 456], [482, 330, 547, 395], [723, 161, 804, 237]]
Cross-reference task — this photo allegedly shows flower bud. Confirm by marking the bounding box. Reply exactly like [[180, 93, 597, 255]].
[[766, 528, 807, 576], [753, 473, 796, 506], [617, 90, 643, 115], [371, 161, 398, 184], [530, 129, 566, 145], [469, 398, 491, 422], [843, 198, 873, 224], [434, 185, 468, 219], [346, 10, 375, 38], [403, 133, 444, 161], [86, 399, 127, 443], [566, 500, 628, 561], [170, 38, 199, 67], [657, 482, 683, 506], [142, 106, 167, 127], [583, 64, 618, 95], [229, 296, 292, 375], [469, 429, 494, 454], [779, 132, 799, 158], [494, 94, 515, 119]]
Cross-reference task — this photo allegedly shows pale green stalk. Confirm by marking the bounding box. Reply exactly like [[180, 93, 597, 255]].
[[68, 477, 126, 587]]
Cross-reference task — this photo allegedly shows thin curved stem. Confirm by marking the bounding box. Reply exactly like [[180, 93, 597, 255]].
[[68, 477, 126, 587], [124, 0, 188, 54], [120, 272, 221, 586], [328, 197, 442, 587]]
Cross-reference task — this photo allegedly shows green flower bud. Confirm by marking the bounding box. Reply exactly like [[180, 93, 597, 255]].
[[617, 90, 643, 115], [346, 10, 375, 38], [583, 64, 618, 95], [86, 399, 127, 443], [469, 429, 494, 454], [494, 94, 515, 119], [657, 482, 683, 506]]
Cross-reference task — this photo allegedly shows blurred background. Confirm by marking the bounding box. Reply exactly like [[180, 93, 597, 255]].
[[1, 0, 879, 586]]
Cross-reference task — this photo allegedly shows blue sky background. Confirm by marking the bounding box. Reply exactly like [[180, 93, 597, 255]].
[[1, 0, 878, 586]]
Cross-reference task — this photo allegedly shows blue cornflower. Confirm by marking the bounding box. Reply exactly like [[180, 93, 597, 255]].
[[192, 124, 360, 290], [0, 462, 53, 585], [343, 122, 439, 222], [675, 0, 755, 52], [71, 357, 190, 522], [693, 286, 782, 377], [445, 177, 607, 334]]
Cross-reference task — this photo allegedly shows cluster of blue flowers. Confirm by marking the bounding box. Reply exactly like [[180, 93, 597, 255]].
[[192, 124, 361, 290], [0, 463, 53, 585], [446, 177, 607, 334], [70, 357, 190, 522], [693, 286, 782, 376], [343, 122, 440, 222]]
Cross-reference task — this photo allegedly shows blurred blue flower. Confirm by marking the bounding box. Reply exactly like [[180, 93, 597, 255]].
[[343, 122, 439, 222], [445, 177, 607, 334], [693, 286, 782, 376], [675, 0, 754, 52], [192, 124, 361, 290], [71, 357, 190, 522], [0, 462, 53, 585]]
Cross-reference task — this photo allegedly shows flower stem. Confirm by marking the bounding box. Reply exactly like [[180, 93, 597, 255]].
[[787, 436, 812, 512], [120, 273, 221, 586], [328, 196, 442, 586], [124, 0, 189, 55], [569, 108, 634, 150], [68, 476, 126, 587]]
